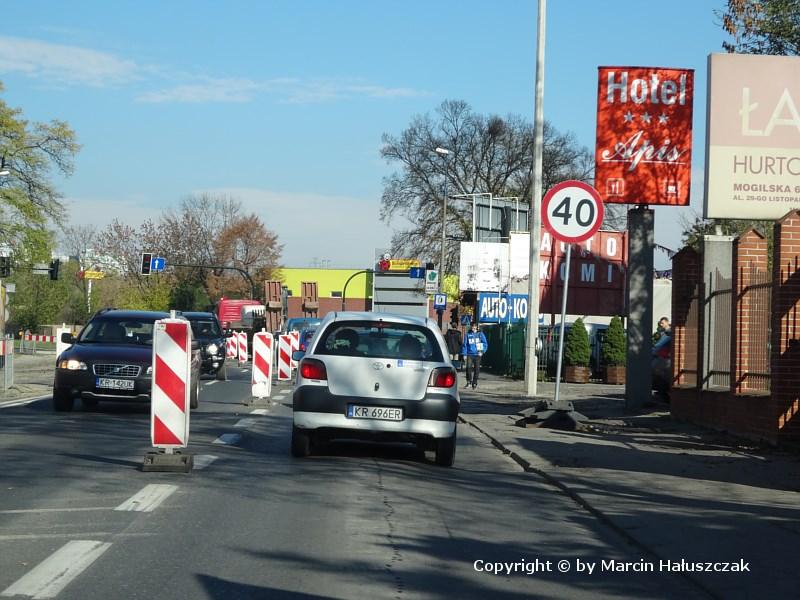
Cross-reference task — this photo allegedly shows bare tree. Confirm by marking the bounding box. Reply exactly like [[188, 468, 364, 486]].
[[380, 100, 620, 273]]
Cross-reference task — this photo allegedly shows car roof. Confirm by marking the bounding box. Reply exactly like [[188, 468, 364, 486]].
[[92, 309, 170, 320], [320, 311, 436, 329], [180, 311, 217, 320]]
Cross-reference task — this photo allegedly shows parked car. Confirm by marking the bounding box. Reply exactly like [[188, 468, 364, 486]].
[[53, 309, 202, 411], [291, 311, 461, 466], [181, 311, 228, 380]]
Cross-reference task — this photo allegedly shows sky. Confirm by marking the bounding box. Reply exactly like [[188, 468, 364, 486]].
[[0, 0, 730, 270]]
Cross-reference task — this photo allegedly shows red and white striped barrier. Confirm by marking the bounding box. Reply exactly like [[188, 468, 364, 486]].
[[251, 331, 273, 398], [226, 333, 238, 359], [289, 330, 300, 367], [0, 339, 12, 355], [277, 334, 293, 381], [238, 331, 248, 364], [23, 334, 57, 343], [151, 318, 191, 449]]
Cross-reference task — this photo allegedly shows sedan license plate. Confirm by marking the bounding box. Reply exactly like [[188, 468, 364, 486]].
[[347, 405, 403, 421], [96, 377, 135, 390]]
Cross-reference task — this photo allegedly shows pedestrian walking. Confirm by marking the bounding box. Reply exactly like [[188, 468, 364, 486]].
[[445, 326, 463, 365], [461, 323, 488, 389]]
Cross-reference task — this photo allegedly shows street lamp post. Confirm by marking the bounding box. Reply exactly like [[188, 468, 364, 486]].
[[434, 147, 450, 290]]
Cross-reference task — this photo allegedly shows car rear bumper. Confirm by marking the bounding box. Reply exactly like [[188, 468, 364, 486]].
[[292, 384, 459, 439]]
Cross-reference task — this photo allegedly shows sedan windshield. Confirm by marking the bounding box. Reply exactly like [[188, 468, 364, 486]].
[[316, 321, 443, 362], [189, 319, 222, 338], [78, 319, 156, 344]]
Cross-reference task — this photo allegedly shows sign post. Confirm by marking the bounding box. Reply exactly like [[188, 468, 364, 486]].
[[541, 180, 604, 413]]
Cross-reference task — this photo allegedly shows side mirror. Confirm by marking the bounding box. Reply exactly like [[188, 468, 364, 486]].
[[60, 332, 75, 344], [292, 350, 305, 361]]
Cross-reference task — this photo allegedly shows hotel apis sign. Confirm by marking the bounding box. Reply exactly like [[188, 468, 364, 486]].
[[595, 66, 694, 206], [705, 53, 800, 219]]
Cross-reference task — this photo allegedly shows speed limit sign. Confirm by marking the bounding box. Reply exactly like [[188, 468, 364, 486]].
[[541, 180, 604, 243]]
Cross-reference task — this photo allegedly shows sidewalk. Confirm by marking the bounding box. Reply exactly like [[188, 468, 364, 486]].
[[0, 352, 54, 405], [459, 371, 800, 599]]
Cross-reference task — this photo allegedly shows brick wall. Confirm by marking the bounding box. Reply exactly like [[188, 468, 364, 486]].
[[670, 247, 701, 389]]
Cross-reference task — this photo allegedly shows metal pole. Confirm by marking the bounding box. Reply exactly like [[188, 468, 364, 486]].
[[87, 279, 92, 315], [525, 0, 546, 397], [441, 156, 448, 289], [553, 243, 571, 404]]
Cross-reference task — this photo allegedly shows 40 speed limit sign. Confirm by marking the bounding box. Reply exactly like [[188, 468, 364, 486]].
[[541, 180, 604, 243]]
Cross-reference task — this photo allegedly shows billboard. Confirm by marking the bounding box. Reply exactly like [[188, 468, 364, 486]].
[[459, 242, 509, 292], [705, 53, 800, 219], [509, 231, 627, 317], [595, 66, 694, 206]]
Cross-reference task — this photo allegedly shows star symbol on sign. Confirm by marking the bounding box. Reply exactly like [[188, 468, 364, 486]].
[[623, 111, 634, 123], [658, 113, 669, 124], [641, 112, 652, 124]]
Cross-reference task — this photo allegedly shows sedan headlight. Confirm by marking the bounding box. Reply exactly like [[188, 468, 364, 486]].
[[59, 359, 87, 371], [206, 343, 219, 356], [146, 365, 153, 375]]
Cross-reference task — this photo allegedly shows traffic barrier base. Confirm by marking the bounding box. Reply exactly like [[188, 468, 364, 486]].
[[142, 451, 194, 473]]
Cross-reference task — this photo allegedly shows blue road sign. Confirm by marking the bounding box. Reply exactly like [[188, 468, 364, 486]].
[[150, 257, 166, 273], [460, 314, 472, 326], [409, 267, 425, 279], [433, 293, 447, 310]]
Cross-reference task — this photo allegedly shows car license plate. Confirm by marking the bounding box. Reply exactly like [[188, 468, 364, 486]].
[[96, 377, 135, 390], [347, 405, 403, 421]]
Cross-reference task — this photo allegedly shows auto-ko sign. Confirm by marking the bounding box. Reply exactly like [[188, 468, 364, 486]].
[[595, 66, 694, 206]]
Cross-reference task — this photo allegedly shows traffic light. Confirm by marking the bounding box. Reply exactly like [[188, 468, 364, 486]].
[[49, 259, 60, 281], [0, 256, 10, 278], [141, 252, 152, 275], [449, 306, 459, 327]]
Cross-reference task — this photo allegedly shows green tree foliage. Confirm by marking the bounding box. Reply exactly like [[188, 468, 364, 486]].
[[564, 318, 591, 367], [380, 100, 625, 273], [0, 82, 80, 251], [720, 0, 800, 55], [601, 316, 626, 366]]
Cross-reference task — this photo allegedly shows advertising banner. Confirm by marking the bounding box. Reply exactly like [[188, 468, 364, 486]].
[[509, 231, 627, 317], [459, 242, 510, 292], [705, 53, 800, 219], [595, 66, 694, 206]]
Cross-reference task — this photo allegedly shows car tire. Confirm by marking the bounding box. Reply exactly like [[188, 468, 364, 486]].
[[215, 363, 227, 381], [434, 429, 457, 467], [53, 388, 74, 412], [291, 426, 312, 458], [190, 377, 199, 409]]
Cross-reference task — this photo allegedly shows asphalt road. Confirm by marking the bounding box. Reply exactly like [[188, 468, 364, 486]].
[[0, 365, 702, 599]]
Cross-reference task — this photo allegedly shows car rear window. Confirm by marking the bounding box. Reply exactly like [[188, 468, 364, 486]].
[[315, 320, 443, 362], [189, 319, 222, 338]]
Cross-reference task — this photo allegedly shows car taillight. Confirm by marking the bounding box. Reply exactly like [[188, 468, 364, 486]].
[[429, 368, 456, 388], [300, 358, 327, 380]]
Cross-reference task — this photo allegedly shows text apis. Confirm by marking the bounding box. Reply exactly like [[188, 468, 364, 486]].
[[606, 72, 688, 105]]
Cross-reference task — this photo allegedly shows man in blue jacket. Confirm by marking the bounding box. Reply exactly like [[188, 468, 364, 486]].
[[461, 323, 488, 389]]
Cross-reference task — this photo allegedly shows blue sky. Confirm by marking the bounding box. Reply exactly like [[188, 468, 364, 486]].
[[1, 0, 728, 269]]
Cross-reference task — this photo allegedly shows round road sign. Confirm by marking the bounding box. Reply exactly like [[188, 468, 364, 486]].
[[541, 180, 604, 243]]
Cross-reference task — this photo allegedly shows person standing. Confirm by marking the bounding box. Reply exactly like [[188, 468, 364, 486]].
[[461, 323, 488, 389]]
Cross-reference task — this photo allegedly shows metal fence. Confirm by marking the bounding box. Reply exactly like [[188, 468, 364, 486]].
[[707, 270, 732, 389], [739, 267, 772, 392]]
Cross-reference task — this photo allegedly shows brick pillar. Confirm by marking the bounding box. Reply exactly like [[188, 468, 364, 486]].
[[731, 229, 769, 394], [770, 210, 800, 443], [671, 247, 701, 387]]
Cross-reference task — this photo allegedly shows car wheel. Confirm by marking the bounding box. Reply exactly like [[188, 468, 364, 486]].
[[190, 376, 199, 409], [434, 429, 457, 467], [53, 388, 74, 412], [291, 426, 312, 458], [215, 363, 227, 381]]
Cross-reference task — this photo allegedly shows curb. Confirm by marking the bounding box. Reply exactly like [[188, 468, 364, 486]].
[[0, 394, 51, 408], [459, 414, 721, 600]]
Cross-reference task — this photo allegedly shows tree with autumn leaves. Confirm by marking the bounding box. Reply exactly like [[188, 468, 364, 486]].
[[89, 194, 282, 314]]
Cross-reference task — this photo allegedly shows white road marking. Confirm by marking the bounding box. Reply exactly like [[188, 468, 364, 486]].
[[234, 418, 256, 429], [0, 533, 153, 541], [0, 507, 115, 514], [1, 540, 111, 599], [204, 380, 217, 386], [250, 409, 268, 415], [212, 433, 242, 446], [114, 484, 178, 512], [193, 454, 219, 470]]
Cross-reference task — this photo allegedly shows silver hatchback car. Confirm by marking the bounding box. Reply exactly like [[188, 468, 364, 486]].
[[291, 311, 461, 466]]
